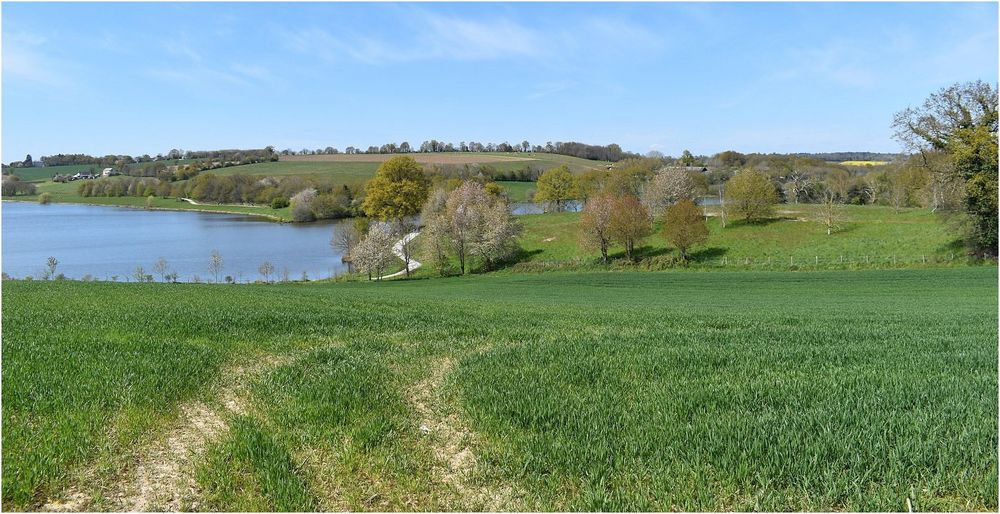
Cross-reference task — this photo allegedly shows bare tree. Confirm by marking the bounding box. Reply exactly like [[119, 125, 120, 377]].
[[43, 256, 58, 280], [331, 225, 361, 273], [258, 261, 275, 282], [813, 191, 848, 235], [153, 257, 170, 282], [209, 249, 224, 283]]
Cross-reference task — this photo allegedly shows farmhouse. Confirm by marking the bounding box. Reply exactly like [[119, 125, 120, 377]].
[[70, 172, 96, 181], [101, 168, 117, 177]]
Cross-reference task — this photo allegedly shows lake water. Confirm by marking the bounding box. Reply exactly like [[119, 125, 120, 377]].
[[2, 202, 355, 282], [3, 197, 720, 281]]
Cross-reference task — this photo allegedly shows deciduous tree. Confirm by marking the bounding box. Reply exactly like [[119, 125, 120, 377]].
[[609, 195, 652, 260], [662, 199, 709, 259], [724, 169, 778, 222], [579, 193, 615, 263], [641, 168, 699, 217], [534, 165, 575, 211]]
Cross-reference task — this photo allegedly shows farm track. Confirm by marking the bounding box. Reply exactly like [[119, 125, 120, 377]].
[[408, 357, 520, 511], [40, 353, 295, 512]]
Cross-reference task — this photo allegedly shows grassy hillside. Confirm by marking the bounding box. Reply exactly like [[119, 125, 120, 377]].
[[514, 204, 968, 270], [222, 152, 607, 180], [4, 268, 996, 511], [7, 160, 199, 182]]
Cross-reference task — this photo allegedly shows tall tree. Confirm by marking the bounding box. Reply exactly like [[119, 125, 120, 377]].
[[892, 80, 998, 256], [363, 156, 430, 275]]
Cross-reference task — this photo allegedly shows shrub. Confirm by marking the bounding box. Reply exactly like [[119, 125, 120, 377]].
[[38, 193, 52, 205], [271, 197, 290, 209]]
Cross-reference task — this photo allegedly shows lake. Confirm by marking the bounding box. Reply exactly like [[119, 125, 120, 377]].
[[3, 197, 722, 281], [2, 202, 355, 282]]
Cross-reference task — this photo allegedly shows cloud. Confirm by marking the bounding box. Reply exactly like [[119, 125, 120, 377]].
[[772, 40, 877, 88], [2, 32, 65, 87], [527, 81, 573, 100], [274, 9, 666, 66]]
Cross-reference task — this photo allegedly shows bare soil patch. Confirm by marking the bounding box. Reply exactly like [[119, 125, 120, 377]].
[[408, 358, 520, 511], [41, 354, 293, 512], [281, 154, 536, 165]]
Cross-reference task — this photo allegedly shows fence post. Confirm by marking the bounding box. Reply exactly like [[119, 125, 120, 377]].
[[922, 255, 926, 264], [790, 256, 794, 266], [815, 256, 818, 266]]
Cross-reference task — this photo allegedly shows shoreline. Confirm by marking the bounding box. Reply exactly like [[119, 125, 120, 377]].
[[1, 197, 290, 222]]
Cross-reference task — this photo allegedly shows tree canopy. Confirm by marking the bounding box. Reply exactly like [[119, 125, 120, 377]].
[[362, 156, 431, 221]]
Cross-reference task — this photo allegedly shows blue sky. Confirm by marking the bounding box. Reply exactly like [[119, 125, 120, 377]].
[[2, 2, 997, 161]]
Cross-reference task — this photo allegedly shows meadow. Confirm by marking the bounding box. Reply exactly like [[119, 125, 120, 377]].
[[3, 268, 996, 511], [208, 152, 606, 179], [512, 204, 969, 271]]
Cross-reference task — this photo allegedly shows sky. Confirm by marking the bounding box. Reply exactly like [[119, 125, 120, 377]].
[[2, 2, 997, 161]]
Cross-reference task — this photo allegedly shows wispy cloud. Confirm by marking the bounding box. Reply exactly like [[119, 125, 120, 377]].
[[527, 81, 573, 100], [274, 9, 665, 66], [772, 40, 877, 88], [2, 32, 67, 87]]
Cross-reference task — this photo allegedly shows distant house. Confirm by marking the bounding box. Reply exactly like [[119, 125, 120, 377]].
[[70, 172, 96, 181], [101, 168, 117, 177]]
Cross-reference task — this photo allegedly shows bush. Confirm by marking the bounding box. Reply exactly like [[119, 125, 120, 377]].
[[38, 192, 52, 205], [270, 197, 290, 209]]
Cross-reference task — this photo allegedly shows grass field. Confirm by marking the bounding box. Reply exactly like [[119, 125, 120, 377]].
[[7, 160, 200, 182], [3, 268, 996, 511], [513, 204, 968, 270], [226, 152, 608, 180]]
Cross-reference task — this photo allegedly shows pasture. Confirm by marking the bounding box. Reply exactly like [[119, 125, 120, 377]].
[[3, 268, 996, 511], [513, 204, 970, 270]]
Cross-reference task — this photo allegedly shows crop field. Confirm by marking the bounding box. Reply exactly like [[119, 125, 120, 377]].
[[3, 268, 996, 511], [839, 160, 890, 166], [513, 204, 970, 270]]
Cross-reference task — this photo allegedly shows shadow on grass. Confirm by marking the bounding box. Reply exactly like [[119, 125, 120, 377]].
[[725, 217, 785, 228], [689, 247, 727, 262]]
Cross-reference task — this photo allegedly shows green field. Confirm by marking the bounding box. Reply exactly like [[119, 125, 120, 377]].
[[7, 160, 200, 182], [4, 268, 996, 511], [222, 153, 606, 180], [513, 204, 968, 270]]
